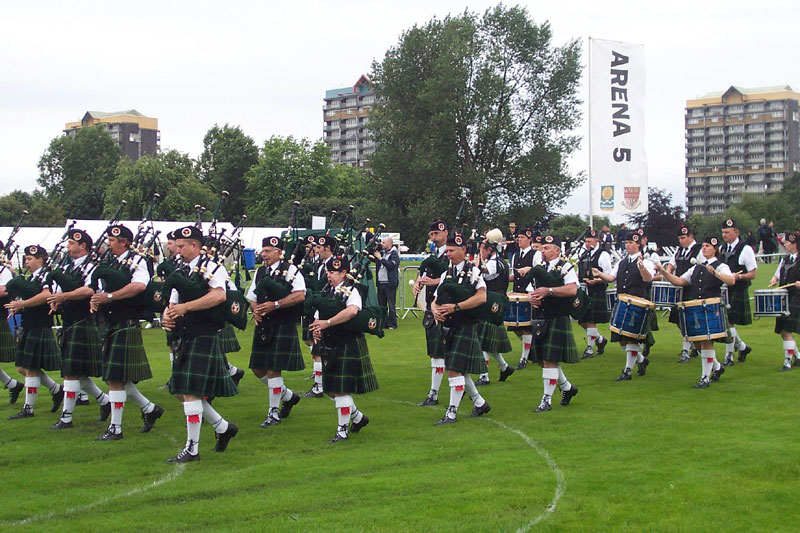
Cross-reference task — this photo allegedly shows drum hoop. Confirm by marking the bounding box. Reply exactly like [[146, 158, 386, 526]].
[[617, 293, 655, 310], [677, 297, 722, 309]]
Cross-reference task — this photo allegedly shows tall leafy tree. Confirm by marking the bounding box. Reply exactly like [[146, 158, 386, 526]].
[[369, 5, 582, 249], [196, 124, 259, 220], [37, 126, 121, 218], [0, 190, 65, 226]]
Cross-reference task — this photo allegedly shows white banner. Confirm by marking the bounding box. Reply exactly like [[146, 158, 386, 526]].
[[589, 38, 648, 215]]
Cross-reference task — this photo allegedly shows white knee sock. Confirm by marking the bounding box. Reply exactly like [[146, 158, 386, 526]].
[[0, 369, 18, 389], [228, 364, 239, 377], [124, 382, 154, 414], [40, 372, 61, 394], [184, 399, 203, 454], [267, 377, 282, 413], [334, 395, 353, 437], [587, 327, 599, 352], [625, 345, 638, 371], [701, 350, 715, 380], [521, 334, 532, 361], [783, 340, 794, 366], [730, 327, 746, 351], [542, 368, 558, 404], [557, 364, 572, 391], [490, 352, 508, 370], [202, 398, 228, 433], [24, 375, 40, 410], [313, 360, 323, 391], [430, 358, 445, 396], [464, 374, 485, 407], [447, 375, 465, 415], [682, 340, 691, 352], [108, 389, 126, 433], [61, 379, 81, 423], [80, 377, 109, 405]]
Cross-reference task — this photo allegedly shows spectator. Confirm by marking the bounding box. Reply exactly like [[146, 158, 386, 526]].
[[615, 223, 628, 252], [503, 222, 518, 260], [372, 236, 400, 330], [758, 219, 776, 263], [600, 225, 614, 251], [745, 230, 757, 251]]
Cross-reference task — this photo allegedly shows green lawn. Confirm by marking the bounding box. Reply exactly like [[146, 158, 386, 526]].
[[0, 264, 797, 532]]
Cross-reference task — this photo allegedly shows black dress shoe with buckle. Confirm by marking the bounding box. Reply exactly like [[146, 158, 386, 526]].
[[214, 423, 239, 452], [50, 419, 73, 430], [475, 375, 490, 387], [533, 402, 552, 413], [515, 359, 528, 370], [259, 413, 281, 428], [677, 352, 691, 363], [141, 404, 164, 433], [98, 402, 111, 422], [8, 381, 23, 404], [615, 370, 632, 381], [781, 364, 792, 372], [8, 406, 34, 420], [231, 368, 245, 387], [50, 388, 64, 413], [738, 346, 751, 362], [278, 394, 301, 419], [301, 387, 323, 399], [580, 346, 594, 360], [560, 386, 579, 406], [417, 395, 438, 407], [637, 356, 650, 376], [327, 425, 349, 443], [434, 414, 457, 425], [76, 398, 90, 406], [470, 401, 491, 418], [710, 367, 725, 382], [94, 428, 123, 441], [596, 336, 608, 355], [166, 449, 200, 463], [693, 378, 710, 389], [498, 366, 515, 382], [350, 414, 370, 433]]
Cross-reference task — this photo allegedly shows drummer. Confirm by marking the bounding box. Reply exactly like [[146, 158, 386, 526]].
[[507, 227, 537, 370], [720, 219, 755, 366], [655, 236, 735, 388], [665, 224, 704, 363], [767, 231, 800, 372], [577, 228, 611, 359], [592, 230, 655, 381], [636, 229, 659, 355]]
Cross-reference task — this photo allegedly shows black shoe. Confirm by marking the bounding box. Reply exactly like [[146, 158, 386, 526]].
[[781, 364, 792, 372], [231, 368, 245, 387], [533, 402, 552, 413], [141, 404, 164, 433], [306, 372, 315, 380], [637, 357, 650, 377], [94, 428, 123, 441], [76, 398, 90, 406], [677, 351, 691, 363], [327, 431, 349, 444], [8, 381, 23, 404], [710, 367, 725, 382], [50, 419, 73, 430], [615, 369, 632, 381], [98, 402, 111, 422], [259, 413, 281, 428], [498, 366, 515, 382], [278, 393, 301, 419], [50, 388, 64, 413], [515, 359, 528, 370], [794, 358, 800, 368], [214, 423, 239, 452], [301, 387, 323, 399], [722, 353, 735, 367], [738, 345, 751, 363], [642, 344, 651, 357], [434, 414, 457, 425], [159, 378, 171, 390], [560, 386, 579, 407], [689, 348, 699, 358], [580, 346, 594, 360], [693, 378, 710, 389], [596, 336, 608, 355], [470, 401, 491, 418], [350, 414, 370, 433], [166, 449, 200, 463], [475, 375, 490, 387], [417, 394, 438, 407], [8, 406, 34, 420]]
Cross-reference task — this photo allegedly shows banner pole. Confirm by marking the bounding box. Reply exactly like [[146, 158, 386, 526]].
[[587, 36, 594, 229]]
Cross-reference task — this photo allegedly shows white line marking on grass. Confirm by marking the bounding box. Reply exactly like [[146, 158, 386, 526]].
[[3, 432, 185, 527], [376, 398, 565, 530]]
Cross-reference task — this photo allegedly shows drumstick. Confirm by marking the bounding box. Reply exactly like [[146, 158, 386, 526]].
[[775, 282, 797, 290]]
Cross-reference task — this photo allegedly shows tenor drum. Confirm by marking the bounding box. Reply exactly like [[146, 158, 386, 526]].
[[609, 294, 655, 340], [503, 292, 532, 328], [605, 288, 617, 312], [650, 281, 682, 307], [753, 289, 789, 317], [677, 297, 727, 341]]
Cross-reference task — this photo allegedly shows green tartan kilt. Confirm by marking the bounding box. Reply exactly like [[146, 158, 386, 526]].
[[102, 324, 152, 383], [218, 323, 241, 353], [775, 294, 800, 334], [170, 333, 238, 398], [322, 335, 378, 394], [727, 287, 752, 325], [579, 291, 610, 324], [425, 320, 445, 358], [61, 320, 103, 377], [479, 321, 512, 353], [15, 326, 61, 371], [249, 319, 304, 371], [443, 323, 487, 375], [529, 315, 580, 364], [0, 320, 15, 362]]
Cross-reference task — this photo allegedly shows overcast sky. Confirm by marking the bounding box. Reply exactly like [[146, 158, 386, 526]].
[[1, 0, 797, 221]]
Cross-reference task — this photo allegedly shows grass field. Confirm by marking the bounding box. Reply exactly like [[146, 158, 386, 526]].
[[1, 265, 798, 532]]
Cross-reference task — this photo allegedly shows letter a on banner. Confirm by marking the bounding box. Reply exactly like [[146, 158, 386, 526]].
[[588, 38, 648, 216]]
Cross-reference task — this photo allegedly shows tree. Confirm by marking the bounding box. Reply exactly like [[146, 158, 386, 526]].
[[103, 150, 217, 221], [0, 190, 65, 227], [626, 188, 685, 249], [369, 4, 583, 250], [37, 126, 121, 218], [196, 124, 259, 220]]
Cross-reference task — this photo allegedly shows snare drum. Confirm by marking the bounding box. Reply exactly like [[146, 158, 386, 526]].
[[677, 297, 727, 341], [503, 292, 532, 327], [609, 294, 655, 340], [606, 288, 617, 312], [754, 289, 790, 317], [651, 281, 682, 307]]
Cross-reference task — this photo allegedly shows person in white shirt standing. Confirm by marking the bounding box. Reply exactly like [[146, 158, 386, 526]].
[[720, 219, 756, 366], [768, 231, 800, 371]]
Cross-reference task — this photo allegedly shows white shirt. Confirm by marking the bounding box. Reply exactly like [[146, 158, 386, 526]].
[[0, 267, 12, 286], [119, 250, 152, 286], [483, 254, 500, 281], [681, 260, 732, 285], [313, 280, 362, 318], [609, 252, 655, 279], [588, 244, 613, 274], [512, 246, 532, 269], [246, 260, 306, 303], [434, 260, 486, 295], [723, 238, 757, 272], [170, 255, 228, 304], [773, 254, 797, 280], [316, 256, 331, 279], [668, 241, 704, 268], [525, 257, 578, 291]]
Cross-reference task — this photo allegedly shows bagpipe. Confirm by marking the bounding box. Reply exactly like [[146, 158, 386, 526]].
[[434, 265, 508, 326], [304, 287, 387, 338], [1, 209, 28, 276], [518, 259, 590, 320]]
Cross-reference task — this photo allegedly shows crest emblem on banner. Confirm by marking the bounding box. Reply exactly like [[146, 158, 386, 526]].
[[600, 186, 615, 211], [622, 187, 642, 210]]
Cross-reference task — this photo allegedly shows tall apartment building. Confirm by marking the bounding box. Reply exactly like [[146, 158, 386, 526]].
[[323, 75, 376, 167], [64, 109, 160, 162], [685, 86, 800, 215]]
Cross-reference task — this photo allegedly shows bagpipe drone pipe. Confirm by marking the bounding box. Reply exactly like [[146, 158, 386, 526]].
[[434, 273, 508, 326], [518, 261, 590, 320]]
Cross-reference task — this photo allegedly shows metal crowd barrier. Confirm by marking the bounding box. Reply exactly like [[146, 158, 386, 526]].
[[401, 265, 420, 320]]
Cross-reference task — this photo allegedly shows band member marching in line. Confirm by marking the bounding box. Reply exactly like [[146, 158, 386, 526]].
[[246, 236, 304, 428], [768, 231, 800, 371], [665, 225, 704, 363], [656, 236, 734, 388], [475, 235, 514, 385], [577, 228, 611, 359], [507, 227, 537, 370], [157, 229, 180, 390], [412, 220, 449, 407], [309, 256, 378, 443], [430, 233, 491, 425], [90, 225, 163, 441], [5, 245, 64, 419], [0, 240, 25, 403], [720, 219, 755, 366], [524, 235, 580, 411], [303, 234, 335, 399], [46, 230, 111, 428], [635, 229, 659, 356], [161, 226, 239, 462], [592, 231, 656, 381]]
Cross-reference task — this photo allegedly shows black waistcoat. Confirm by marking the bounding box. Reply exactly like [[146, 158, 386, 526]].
[[688, 259, 724, 300]]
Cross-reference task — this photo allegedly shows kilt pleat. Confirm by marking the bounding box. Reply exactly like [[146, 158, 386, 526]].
[[775, 294, 800, 334], [61, 319, 103, 377], [425, 323, 445, 358], [322, 335, 378, 394], [727, 288, 752, 325], [170, 333, 238, 398], [579, 291, 610, 324], [443, 324, 487, 375], [249, 319, 304, 371], [15, 327, 61, 371], [479, 321, 512, 353], [218, 323, 241, 353], [529, 315, 579, 364], [0, 320, 15, 362], [102, 325, 152, 383]]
